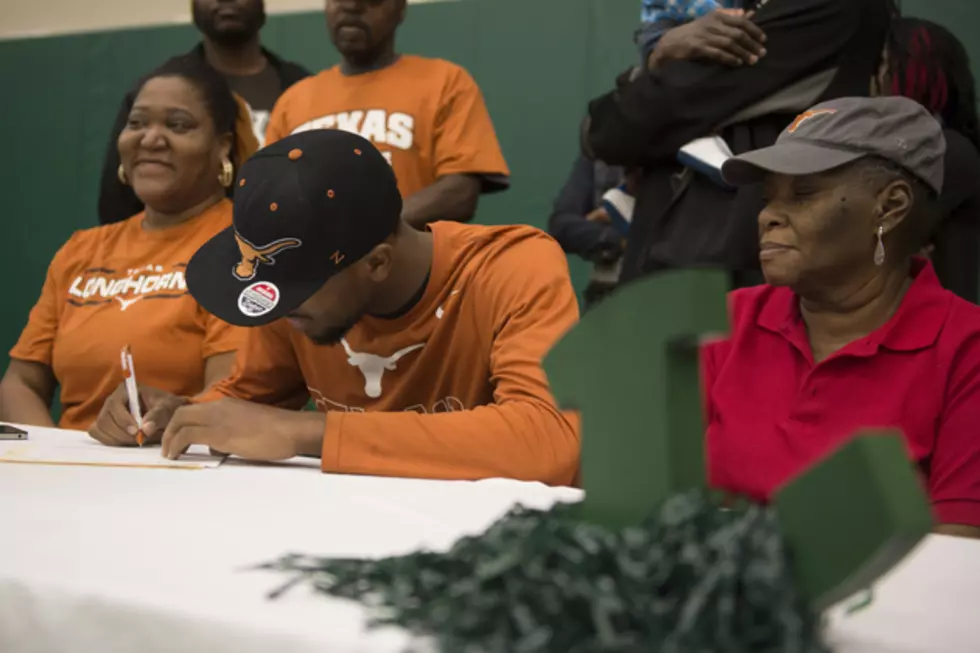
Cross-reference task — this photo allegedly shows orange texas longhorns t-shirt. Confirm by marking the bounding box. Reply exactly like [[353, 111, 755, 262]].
[[10, 200, 244, 431], [264, 55, 510, 199], [198, 222, 580, 485]]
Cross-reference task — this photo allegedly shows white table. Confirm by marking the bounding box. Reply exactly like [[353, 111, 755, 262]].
[[1, 425, 977, 653]]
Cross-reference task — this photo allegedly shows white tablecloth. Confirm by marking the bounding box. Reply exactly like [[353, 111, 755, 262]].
[[0, 425, 977, 653]]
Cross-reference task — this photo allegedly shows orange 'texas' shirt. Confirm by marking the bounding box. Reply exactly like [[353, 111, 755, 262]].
[[10, 200, 244, 430], [265, 55, 510, 199], [199, 222, 580, 485]]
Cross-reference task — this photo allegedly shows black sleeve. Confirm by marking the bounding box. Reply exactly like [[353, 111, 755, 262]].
[[937, 130, 980, 215], [931, 130, 980, 303], [547, 155, 610, 258], [97, 89, 144, 225], [932, 206, 979, 303], [587, 0, 872, 167]]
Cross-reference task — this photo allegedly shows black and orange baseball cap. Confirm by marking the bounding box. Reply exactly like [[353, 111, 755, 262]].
[[186, 129, 402, 327]]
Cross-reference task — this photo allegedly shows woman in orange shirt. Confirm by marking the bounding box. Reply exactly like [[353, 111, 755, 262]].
[[0, 59, 255, 433]]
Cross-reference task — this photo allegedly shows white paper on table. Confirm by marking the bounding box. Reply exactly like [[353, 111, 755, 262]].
[[0, 437, 224, 470]]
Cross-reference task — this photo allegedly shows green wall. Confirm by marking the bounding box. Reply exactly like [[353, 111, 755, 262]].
[[0, 0, 977, 376]]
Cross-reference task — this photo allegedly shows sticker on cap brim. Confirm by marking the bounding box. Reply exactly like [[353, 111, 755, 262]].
[[238, 281, 280, 318]]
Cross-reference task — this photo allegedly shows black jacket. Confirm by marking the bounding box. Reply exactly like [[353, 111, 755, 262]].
[[97, 44, 310, 226], [587, 0, 894, 284], [932, 129, 980, 303]]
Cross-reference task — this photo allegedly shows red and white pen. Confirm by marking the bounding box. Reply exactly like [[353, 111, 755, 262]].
[[120, 346, 144, 446]]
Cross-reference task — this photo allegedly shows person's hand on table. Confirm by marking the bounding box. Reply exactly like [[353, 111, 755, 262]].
[[88, 384, 187, 446], [161, 398, 325, 462], [648, 9, 767, 70]]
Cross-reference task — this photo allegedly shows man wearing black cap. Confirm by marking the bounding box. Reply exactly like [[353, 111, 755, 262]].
[[88, 129, 580, 486]]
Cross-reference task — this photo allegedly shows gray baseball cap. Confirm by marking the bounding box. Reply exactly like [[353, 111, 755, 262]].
[[721, 96, 946, 193]]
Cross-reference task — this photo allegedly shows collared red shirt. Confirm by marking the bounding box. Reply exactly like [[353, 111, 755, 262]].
[[701, 259, 980, 526]]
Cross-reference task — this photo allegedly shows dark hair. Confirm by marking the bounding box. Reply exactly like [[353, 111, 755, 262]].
[[136, 57, 241, 167], [889, 18, 980, 150], [857, 156, 940, 259]]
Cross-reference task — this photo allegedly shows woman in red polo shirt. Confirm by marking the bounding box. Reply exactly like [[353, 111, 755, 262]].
[[707, 96, 980, 538]]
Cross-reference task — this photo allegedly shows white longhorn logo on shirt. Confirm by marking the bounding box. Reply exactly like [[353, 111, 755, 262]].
[[114, 295, 144, 311], [340, 339, 425, 398]]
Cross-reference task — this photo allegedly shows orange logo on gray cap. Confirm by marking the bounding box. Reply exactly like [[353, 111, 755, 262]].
[[787, 108, 838, 134]]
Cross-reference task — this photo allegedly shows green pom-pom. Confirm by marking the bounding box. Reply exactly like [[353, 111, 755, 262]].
[[258, 490, 829, 653]]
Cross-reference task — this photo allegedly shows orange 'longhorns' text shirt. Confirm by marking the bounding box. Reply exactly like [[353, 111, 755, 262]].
[[199, 222, 580, 485], [10, 200, 244, 430], [265, 55, 510, 199]]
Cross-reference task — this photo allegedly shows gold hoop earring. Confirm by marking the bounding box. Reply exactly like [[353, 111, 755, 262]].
[[874, 225, 886, 266], [219, 159, 234, 188], [117, 164, 128, 185]]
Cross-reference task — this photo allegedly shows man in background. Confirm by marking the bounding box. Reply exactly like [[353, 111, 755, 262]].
[[265, 0, 510, 229], [97, 0, 310, 225]]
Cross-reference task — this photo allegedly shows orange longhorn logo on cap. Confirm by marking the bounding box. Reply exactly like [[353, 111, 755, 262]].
[[787, 108, 837, 134], [233, 234, 303, 281]]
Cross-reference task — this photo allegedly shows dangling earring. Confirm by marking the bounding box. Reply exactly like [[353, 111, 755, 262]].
[[874, 225, 886, 266], [117, 164, 128, 185], [218, 159, 234, 188]]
